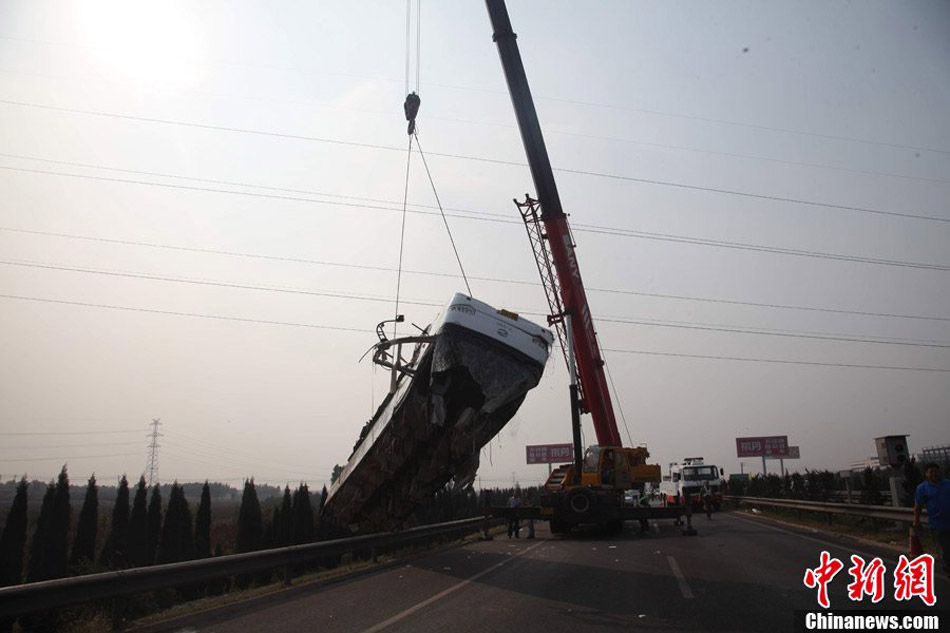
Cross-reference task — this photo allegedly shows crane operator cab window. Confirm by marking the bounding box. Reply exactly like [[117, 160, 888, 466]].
[[601, 449, 615, 487], [583, 446, 602, 473], [583, 447, 617, 487]]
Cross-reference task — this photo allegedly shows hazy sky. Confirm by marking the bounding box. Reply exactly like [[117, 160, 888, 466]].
[[1, 1, 948, 490]]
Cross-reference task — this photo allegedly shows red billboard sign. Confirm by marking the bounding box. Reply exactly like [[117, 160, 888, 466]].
[[736, 436, 789, 458], [526, 443, 574, 464]]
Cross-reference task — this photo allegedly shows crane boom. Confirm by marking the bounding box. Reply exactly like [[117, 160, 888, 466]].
[[486, 0, 622, 447]]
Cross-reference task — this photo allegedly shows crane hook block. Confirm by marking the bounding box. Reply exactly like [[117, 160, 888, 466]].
[[404, 92, 421, 135]]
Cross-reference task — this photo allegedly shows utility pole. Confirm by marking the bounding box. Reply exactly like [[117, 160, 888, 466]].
[[146, 418, 163, 487]]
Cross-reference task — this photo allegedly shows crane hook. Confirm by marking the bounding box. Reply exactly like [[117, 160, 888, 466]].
[[404, 92, 421, 135]]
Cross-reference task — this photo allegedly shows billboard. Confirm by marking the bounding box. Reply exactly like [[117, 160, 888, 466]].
[[765, 445, 800, 460], [526, 443, 574, 464], [736, 436, 790, 458]]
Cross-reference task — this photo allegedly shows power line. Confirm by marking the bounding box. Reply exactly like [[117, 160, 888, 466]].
[[2, 66, 942, 188], [575, 223, 950, 271], [0, 152, 510, 221], [162, 442, 323, 479], [0, 259, 442, 308], [2, 99, 946, 224], [0, 293, 374, 332], [4, 165, 948, 271], [2, 35, 947, 156], [1, 292, 946, 373], [6, 258, 947, 349], [0, 429, 142, 436], [0, 441, 144, 450], [603, 348, 950, 373], [1, 453, 137, 463], [541, 95, 950, 156], [556, 167, 950, 225], [591, 286, 950, 324], [547, 127, 950, 186], [163, 430, 325, 474], [3, 225, 947, 323], [597, 316, 950, 350]]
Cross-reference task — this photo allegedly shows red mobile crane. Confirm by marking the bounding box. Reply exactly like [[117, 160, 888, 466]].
[[486, 0, 681, 533]]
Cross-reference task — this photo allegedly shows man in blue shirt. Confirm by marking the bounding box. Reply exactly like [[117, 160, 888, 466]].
[[913, 462, 950, 577]]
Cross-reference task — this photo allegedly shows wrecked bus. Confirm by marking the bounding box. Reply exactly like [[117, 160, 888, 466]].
[[322, 293, 553, 533]]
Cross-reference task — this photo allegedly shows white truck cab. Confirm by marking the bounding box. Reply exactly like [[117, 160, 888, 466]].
[[659, 457, 723, 511]]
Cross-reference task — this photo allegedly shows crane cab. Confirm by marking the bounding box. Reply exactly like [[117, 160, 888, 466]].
[[544, 445, 661, 492]]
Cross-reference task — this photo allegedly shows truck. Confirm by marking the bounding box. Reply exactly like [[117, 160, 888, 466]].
[[485, 0, 683, 534], [660, 458, 723, 512]]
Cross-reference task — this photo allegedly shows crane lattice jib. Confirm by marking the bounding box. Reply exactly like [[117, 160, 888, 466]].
[[516, 197, 621, 447], [488, 0, 622, 447], [516, 196, 574, 398]]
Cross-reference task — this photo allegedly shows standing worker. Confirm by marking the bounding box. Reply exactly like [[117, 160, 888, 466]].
[[913, 462, 950, 577], [526, 491, 536, 539], [701, 483, 713, 520], [507, 488, 522, 538]]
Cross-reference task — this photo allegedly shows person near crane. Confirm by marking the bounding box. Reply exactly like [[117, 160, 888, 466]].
[[506, 488, 523, 538]]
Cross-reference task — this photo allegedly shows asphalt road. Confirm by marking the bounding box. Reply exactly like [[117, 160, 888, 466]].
[[136, 512, 949, 633]]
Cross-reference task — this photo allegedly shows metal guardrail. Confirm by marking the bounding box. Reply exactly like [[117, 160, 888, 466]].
[[724, 495, 921, 523], [0, 516, 493, 621], [829, 490, 893, 504]]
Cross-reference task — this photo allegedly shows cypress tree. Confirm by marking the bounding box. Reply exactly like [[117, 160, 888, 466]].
[[157, 483, 194, 564], [279, 486, 293, 546], [315, 484, 328, 540], [70, 474, 99, 571], [317, 485, 327, 515], [194, 481, 212, 559], [127, 476, 149, 567], [0, 478, 28, 633], [100, 475, 130, 568], [22, 468, 70, 633], [264, 506, 278, 549], [291, 483, 314, 545], [47, 466, 71, 580], [235, 479, 262, 588], [236, 479, 262, 553], [146, 485, 163, 565], [0, 478, 29, 588], [25, 482, 55, 583]]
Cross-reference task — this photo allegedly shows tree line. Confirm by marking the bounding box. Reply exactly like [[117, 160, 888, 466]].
[[725, 458, 936, 505], [0, 466, 327, 632], [0, 465, 505, 631]]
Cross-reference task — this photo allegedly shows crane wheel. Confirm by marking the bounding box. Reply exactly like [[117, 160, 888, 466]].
[[565, 487, 595, 520]]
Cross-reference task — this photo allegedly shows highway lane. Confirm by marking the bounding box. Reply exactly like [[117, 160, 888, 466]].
[[135, 512, 948, 633]]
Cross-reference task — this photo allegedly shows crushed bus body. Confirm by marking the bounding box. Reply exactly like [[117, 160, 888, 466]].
[[322, 293, 553, 533]]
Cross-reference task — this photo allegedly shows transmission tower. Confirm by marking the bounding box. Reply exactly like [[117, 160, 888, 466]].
[[146, 418, 163, 487]]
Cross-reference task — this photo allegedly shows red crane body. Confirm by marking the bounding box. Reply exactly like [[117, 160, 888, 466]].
[[541, 216, 622, 447], [486, 0, 622, 448]]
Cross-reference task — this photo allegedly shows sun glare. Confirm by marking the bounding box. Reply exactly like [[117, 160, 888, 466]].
[[79, 2, 202, 85]]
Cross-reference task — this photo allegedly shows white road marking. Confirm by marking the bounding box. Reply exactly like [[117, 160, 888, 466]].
[[726, 512, 897, 563], [358, 540, 547, 633], [652, 520, 660, 534], [667, 555, 694, 599], [728, 513, 950, 589]]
